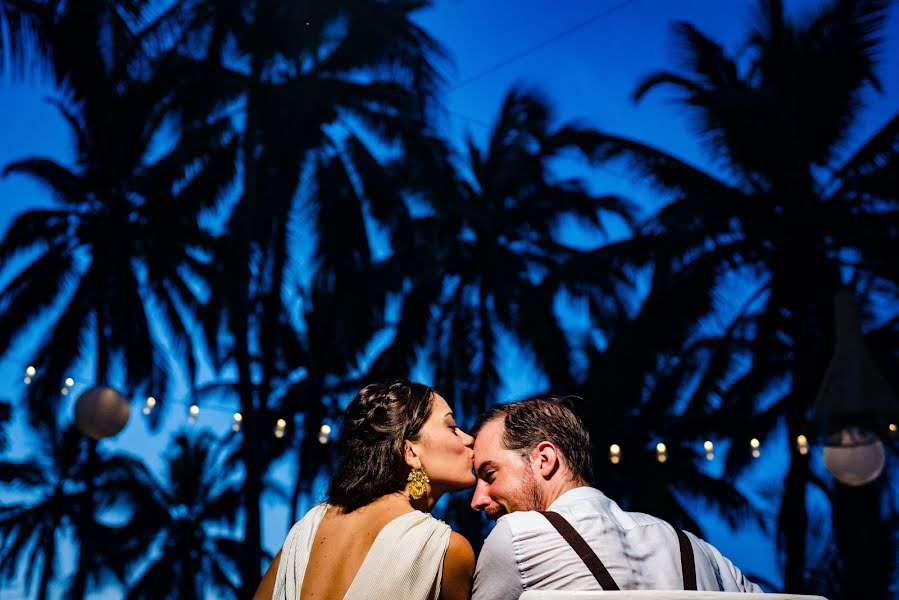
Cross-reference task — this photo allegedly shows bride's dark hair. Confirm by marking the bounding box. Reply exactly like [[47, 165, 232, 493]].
[[327, 380, 435, 511]]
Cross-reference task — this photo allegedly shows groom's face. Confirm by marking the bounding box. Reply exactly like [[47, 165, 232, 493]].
[[470, 418, 543, 520]]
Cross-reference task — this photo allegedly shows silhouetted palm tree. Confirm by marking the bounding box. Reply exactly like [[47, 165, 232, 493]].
[[577, 0, 898, 591], [146, 1, 448, 591], [0, 424, 135, 599], [372, 88, 636, 414], [0, 38, 233, 596], [0, 79, 230, 425], [106, 430, 244, 600], [0, 0, 153, 93]]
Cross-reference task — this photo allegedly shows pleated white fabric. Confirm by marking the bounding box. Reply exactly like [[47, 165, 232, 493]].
[[271, 503, 452, 600]]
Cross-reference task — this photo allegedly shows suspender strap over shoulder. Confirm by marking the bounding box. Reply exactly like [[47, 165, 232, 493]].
[[539, 511, 620, 591], [673, 527, 697, 591], [539, 510, 698, 592]]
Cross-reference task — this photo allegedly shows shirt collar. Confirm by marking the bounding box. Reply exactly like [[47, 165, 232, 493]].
[[546, 485, 607, 511]]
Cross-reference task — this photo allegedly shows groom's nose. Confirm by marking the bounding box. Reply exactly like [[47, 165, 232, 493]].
[[470, 479, 491, 512]]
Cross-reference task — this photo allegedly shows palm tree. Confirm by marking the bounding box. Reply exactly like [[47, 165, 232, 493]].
[[0, 424, 134, 599], [147, 1, 448, 591], [0, 77, 231, 427], [104, 430, 244, 600], [576, 0, 898, 591], [0, 33, 234, 596], [0, 0, 153, 93], [371, 88, 636, 414]]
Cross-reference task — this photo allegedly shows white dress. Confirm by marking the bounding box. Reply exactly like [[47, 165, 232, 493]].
[[272, 503, 452, 600]]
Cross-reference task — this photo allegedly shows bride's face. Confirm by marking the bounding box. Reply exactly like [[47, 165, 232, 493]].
[[414, 394, 475, 493]]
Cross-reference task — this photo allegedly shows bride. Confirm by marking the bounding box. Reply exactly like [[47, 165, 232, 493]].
[[254, 380, 476, 600]]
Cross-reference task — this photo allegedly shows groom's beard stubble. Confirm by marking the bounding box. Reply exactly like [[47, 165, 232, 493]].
[[486, 466, 544, 520]]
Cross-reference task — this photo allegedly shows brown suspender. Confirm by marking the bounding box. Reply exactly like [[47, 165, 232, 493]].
[[674, 527, 698, 591], [539, 511, 620, 590], [539, 511, 697, 591]]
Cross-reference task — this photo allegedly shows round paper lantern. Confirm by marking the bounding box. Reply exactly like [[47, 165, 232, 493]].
[[74, 386, 130, 440], [823, 427, 885, 487]]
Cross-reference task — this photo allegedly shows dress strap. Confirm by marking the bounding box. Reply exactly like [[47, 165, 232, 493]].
[[538, 511, 620, 591]]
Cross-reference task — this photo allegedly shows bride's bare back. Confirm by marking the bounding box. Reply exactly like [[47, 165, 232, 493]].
[[300, 499, 414, 600]]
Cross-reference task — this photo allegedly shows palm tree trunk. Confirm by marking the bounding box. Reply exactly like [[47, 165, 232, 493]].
[[37, 525, 56, 600], [832, 478, 893, 599], [780, 434, 808, 592], [72, 307, 111, 598], [236, 17, 265, 597], [71, 438, 97, 599]]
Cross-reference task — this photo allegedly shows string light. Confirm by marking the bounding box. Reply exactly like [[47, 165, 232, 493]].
[[656, 442, 667, 463], [704, 440, 714, 461], [890, 423, 897, 433], [609, 443, 621, 464], [7, 365, 790, 454], [796, 434, 809, 455]]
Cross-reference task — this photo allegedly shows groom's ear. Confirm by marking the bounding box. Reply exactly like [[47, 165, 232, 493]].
[[534, 441, 560, 479]]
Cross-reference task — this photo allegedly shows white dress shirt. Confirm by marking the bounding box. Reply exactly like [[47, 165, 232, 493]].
[[472, 487, 762, 600]]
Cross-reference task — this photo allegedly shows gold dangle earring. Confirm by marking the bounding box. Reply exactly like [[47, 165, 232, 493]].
[[406, 466, 430, 499]]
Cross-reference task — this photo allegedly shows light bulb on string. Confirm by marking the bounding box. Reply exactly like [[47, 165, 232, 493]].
[[796, 434, 809, 455], [232, 412, 243, 432], [64, 377, 75, 388], [656, 442, 667, 463], [704, 440, 714, 461], [609, 443, 621, 464], [750, 438, 761, 458], [188, 404, 199, 424], [143, 396, 156, 416], [274, 418, 287, 438], [26, 366, 36, 377], [318, 423, 331, 444]]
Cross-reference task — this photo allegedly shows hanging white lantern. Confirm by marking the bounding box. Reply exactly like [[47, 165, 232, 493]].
[[812, 291, 898, 485], [74, 386, 130, 440], [823, 427, 885, 487]]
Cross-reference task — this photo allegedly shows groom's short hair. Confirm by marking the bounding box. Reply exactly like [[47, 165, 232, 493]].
[[473, 395, 594, 485]]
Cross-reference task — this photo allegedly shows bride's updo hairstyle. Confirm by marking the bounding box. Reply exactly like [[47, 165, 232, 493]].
[[328, 380, 435, 511]]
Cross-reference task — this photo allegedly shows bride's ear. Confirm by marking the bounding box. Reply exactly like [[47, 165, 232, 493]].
[[404, 440, 421, 469]]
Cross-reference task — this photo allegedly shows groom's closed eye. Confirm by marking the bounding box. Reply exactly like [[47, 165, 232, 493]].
[[477, 461, 497, 481]]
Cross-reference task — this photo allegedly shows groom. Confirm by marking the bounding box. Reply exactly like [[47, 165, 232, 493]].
[[469, 396, 762, 599]]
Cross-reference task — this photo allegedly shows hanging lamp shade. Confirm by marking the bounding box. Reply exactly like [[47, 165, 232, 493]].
[[813, 290, 898, 486], [74, 386, 130, 440]]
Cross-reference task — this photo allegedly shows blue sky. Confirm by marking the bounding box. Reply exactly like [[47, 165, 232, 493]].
[[1, 0, 898, 597]]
